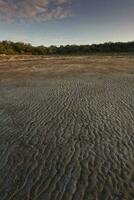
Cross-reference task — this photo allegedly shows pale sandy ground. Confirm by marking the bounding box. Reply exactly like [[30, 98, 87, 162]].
[[0, 55, 134, 79], [0, 55, 134, 200]]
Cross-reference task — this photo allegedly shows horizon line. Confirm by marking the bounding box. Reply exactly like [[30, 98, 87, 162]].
[[0, 40, 134, 48]]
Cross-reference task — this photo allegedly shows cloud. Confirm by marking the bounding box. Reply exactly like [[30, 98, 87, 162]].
[[0, 0, 72, 22]]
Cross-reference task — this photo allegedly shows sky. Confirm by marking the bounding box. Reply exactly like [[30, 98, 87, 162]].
[[0, 0, 134, 46]]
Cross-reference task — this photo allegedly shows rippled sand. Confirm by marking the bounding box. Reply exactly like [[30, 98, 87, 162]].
[[0, 55, 134, 200]]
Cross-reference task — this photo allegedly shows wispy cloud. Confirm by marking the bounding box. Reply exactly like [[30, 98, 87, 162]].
[[0, 0, 72, 22]]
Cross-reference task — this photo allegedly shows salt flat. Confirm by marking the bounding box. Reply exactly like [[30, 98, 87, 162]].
[[0, 55, 134, 200]]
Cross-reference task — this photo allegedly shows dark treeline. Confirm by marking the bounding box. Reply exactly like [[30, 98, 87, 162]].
[[0, 41, 134, 55]]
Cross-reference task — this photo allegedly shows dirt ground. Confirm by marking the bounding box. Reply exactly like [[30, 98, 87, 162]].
[[0, 55, 134, 80], [0, 55, 134, 200]]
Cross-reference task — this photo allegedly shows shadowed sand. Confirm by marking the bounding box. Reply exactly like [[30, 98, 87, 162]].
[[0, 55, 134, 200]]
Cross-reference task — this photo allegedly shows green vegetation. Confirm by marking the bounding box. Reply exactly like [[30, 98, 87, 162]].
[[0, 41, 134, 55]]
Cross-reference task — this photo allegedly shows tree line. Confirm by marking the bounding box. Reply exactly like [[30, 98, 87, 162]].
[[0, 41, 134, 55]]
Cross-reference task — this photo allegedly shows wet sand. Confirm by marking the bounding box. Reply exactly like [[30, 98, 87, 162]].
[[0, 55, 134, 200]]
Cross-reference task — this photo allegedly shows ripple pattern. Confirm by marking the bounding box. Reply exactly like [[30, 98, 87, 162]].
[[0, 74, 134, 200]]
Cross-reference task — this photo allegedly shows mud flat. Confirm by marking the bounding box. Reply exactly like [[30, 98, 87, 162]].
[[0, 55, 134, 200]]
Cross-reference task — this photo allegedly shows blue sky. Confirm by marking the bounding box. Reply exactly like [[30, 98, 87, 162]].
[[0, 0, 134, 46]]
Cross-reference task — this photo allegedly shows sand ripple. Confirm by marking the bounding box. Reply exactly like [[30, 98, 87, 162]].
[[0, 74, 134, 200]]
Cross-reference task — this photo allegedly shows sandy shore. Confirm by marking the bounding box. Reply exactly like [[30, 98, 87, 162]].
[[0, 55, 134, 200], [0, 55, 134, 79]]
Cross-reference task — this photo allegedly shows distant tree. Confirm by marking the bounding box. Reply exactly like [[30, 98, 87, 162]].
[[0, 40, 134, 55]]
